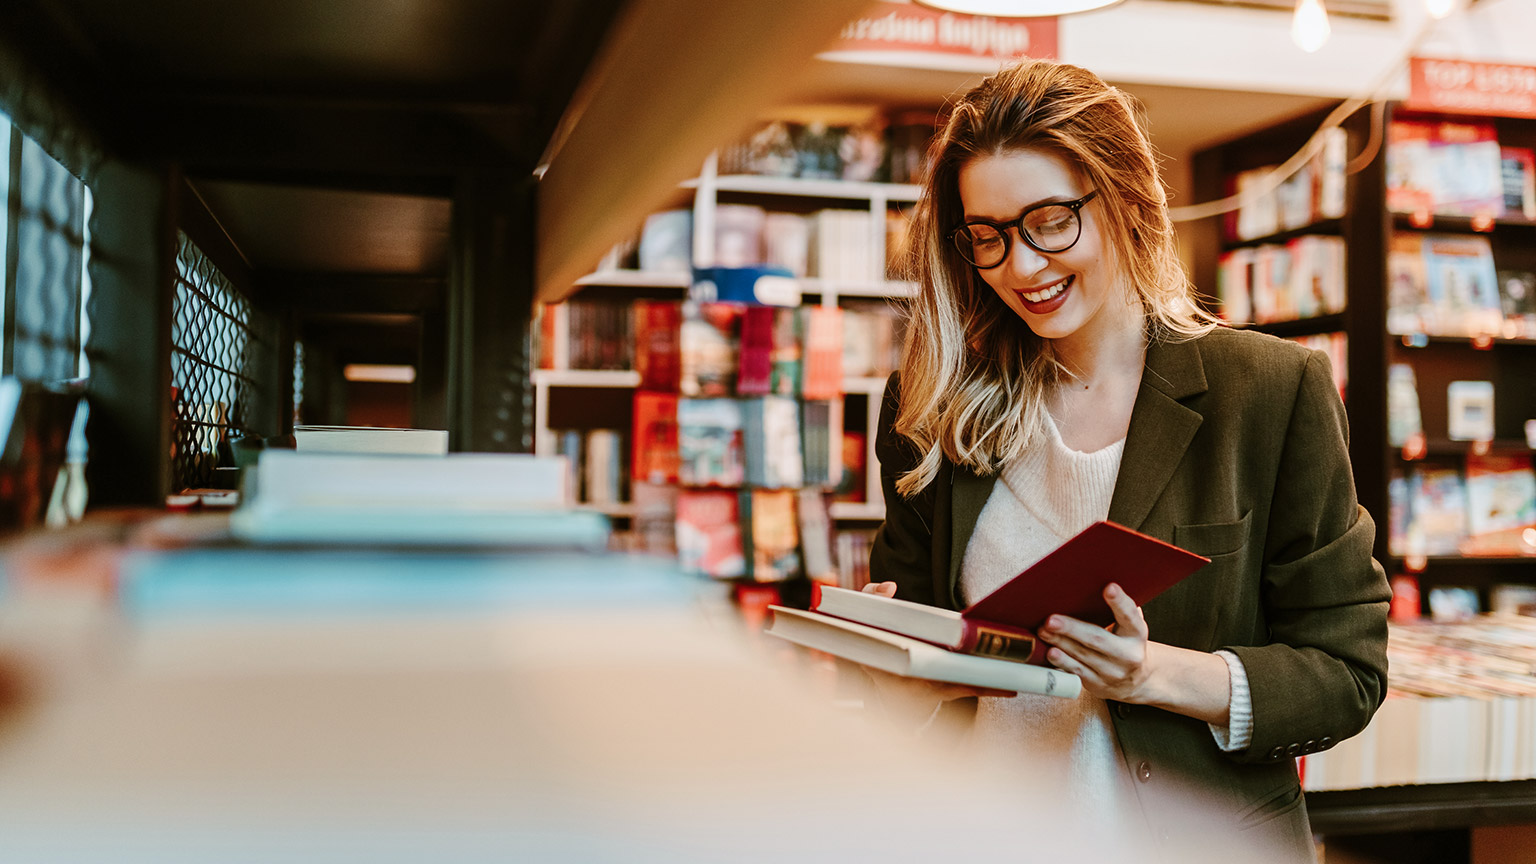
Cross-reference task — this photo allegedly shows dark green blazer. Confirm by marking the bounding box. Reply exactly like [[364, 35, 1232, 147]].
[[870, 326, 1390, 857]]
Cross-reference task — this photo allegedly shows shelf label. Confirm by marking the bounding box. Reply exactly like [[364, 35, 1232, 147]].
[[822, 1, 1057, 69], [1408, 57, 1536, 119]]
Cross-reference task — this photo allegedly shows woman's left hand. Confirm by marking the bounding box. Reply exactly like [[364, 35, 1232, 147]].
[[1036, 582, 1158, 704]]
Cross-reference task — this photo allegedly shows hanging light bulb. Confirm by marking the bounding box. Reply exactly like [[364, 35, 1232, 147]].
[[1292, 0, 1331, 53], [1424, 0, 1457, 19]]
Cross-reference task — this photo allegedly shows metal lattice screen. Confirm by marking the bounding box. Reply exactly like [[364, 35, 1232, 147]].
[[170, 231, 268, 490], [7, 128, 89, 382]]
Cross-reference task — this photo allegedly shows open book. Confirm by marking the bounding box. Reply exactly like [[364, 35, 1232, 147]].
[[793, 521, 1210, 667], [766, 607, 1082, 698]]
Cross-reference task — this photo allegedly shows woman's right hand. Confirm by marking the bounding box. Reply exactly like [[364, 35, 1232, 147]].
[[857, 582, 1014, 722]]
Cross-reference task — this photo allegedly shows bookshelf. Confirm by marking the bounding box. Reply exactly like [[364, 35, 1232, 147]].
[[533, 150, 916, 526], [1193, 104, 1536, 846]]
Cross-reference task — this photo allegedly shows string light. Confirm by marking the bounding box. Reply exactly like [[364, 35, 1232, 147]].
[[1424, 0, 1458, 19], [1292, 0, 1331, 52]]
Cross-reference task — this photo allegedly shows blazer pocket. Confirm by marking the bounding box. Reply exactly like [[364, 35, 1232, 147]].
[[1174, 511, 1252, 558]]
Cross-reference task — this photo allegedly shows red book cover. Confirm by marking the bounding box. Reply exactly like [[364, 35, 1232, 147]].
[[736, 305, 774, 395], [631, 390, 680, 484], [811, 521, 1208, 666], [675, 489, 745, 579], [633, 300, 682, 391], [800, 306, 843, 400]]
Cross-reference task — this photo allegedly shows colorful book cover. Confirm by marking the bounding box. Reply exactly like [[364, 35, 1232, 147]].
[[769, 307, 802, 395], [1387, 233, 1432, 336], [675, 489, 745, 579], [1421, 234, 1502, 337], [1499, 146, 1536, 221], [1388, 471, 1410, 558], [743, 488, 800, 583], [631, 391, 680, 484], [633, 300, 682, 391], [1387, 120, 1436, 215], [1495, 270, 1536, 336], [677, 397, 745, 487], [1429, 121, 1504, 217], [1446, 380, 1495, 442], [736, 305, 774, 395], [679, 302, 741, 398], [1408, 466, 1469, 556], [797, 488, 837, 586], [1386, 363, 1423, 449], [637, 208, 692, 274], [631, 481, 679, 555], [800, 399, 841, 488], [1462, 454, 1536, 556], [833, 430, 868, 503], [800, 305, 844, 399]]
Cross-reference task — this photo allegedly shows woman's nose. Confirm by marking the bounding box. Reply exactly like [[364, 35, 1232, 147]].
[[1007, 233, 1050, 277]]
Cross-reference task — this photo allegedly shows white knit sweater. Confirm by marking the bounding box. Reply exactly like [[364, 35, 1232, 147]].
[[958, 412, 1252, 829]]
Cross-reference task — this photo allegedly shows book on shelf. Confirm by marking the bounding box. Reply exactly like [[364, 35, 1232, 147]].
[[1386, 363, 1423, 449], [799, 305, 843, 399], [583, 429, 624, 505], [1408, 466, 1470, 556], [631, 481, 679, 555], [679, 302, 741, 398], [835, 529, 873, 590], [1421, 234, 1504, 337], [1446, 379, 1495, 442], [796, 488, 837, 586], [1500, 146, 1536, 221], [1388, 470, 1412, 559], [807, 521, 1208, 666], [631, 391, 680, 485], [675, 488, 745, 579], [763, 212, 811, 278], [1430, 120, 1504, 218], [1462, 453, 1536, 556], [735, 305, 775, 396], [229, 450, 607, 548], [714, 204, 768, 268], [766, 606, 1083, 698], [638, 209, 692, 274], [555, 429, 583, 503], [768, 307, 802, 396], [563, 300, 634, 371], [742, 488, 801, 582], [800, 399, 841, 488], [840, 299, 904, 378], [741, 396, 803, 488], [1496, 269, 1536, 337], [1428, 585, 1481, 623], [833, 430, 868, 503], [1387, 233, 1434, 335], [677, 398, 745, 487], [1491, 583, 1536, 615], [1387, 119, 1438, 215], [633, 300, 682, 391], [292, 425, 449, 456]]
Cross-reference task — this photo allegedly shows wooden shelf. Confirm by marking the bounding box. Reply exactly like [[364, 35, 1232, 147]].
[[1391, 212, 1536, 232], [1395, 438, 1534, 460], [532, 369, 640, 387], [1239, 313, 1347, 339], [1222, 217, 1344, 248], [829, 501, 884, 521], [689, 174, 921, 202], [1308, 780, 1536, 836], [575, 270, 690, 289], [576, 502, 638, 518], [799, 279, 916, 299], [1392, 333, 1536, 349]]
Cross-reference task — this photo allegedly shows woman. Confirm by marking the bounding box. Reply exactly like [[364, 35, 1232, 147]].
[[864, 58, 1389, 858]]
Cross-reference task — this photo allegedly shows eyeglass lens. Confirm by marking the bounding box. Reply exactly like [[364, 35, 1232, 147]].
[[954, 203, 1083, 268]]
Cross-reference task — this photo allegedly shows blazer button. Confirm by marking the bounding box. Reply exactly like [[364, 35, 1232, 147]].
[[1116, 702, 1132, 719], [1303, 739, 1317, 754], [1137, 761, 1152, 783], [1286, 743, 1301, 757], [1320, 736, 1333, 749], [1267, 746, 1285, 761]]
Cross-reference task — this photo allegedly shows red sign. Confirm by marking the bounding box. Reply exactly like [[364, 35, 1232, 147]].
[[1408, 57, 1536, 120], [826, 1, 1057, 62]]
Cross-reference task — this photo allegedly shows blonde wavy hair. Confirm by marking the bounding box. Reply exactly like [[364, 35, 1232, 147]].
[[894, 58, 1214, 498]]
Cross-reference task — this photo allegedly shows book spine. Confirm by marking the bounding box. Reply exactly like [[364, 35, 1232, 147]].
[[960, 620, 1048, 665]]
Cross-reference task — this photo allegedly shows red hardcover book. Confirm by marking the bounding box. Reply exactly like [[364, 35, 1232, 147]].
[[810, 521, 1209, 665], [736, 305, 774, 395], [633, 300, 682, 391], [631, 391, 680, 484]]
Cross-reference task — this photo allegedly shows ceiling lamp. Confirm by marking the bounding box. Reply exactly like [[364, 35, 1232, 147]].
[[1291, 0, 1331, 52], [1424, 0, 1458, 18], [915, 0, 1125, 16]]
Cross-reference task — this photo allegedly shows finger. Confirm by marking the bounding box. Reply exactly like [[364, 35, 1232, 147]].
[[1040, 616, 1132, 674], [862, 581, 897, 597], [1103, 583, 1149, 639], [1044, 644, 1105, 687]]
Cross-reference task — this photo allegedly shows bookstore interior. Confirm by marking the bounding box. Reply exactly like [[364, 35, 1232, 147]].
[[3, 0, 1536, 860]]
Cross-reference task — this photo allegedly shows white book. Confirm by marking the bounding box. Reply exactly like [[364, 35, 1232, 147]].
[[765, 607, 1081, 698], [293, 425, 448, 456]]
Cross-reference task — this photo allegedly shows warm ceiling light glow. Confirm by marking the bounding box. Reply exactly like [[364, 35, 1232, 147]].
[[1291, 0, 1331, 52], [343, 364, 417, 383], [915, 0, 1124, 16], [1424, 0, 1457, 19]]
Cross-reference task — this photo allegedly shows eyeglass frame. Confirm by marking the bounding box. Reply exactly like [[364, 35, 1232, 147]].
[[946, 189, 1100, 270]]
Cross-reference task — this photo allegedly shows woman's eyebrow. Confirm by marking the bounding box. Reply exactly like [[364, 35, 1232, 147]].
[[964, 192, 1084, 222]]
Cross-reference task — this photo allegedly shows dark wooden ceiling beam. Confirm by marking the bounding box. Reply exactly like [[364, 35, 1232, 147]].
[[266, 273, 446, 316]]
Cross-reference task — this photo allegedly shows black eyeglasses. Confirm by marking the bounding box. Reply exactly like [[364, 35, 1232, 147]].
[[948, 190, 1099, 269]]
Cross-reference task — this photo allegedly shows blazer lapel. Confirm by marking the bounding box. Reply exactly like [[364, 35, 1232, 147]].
[[948, 466, 998, 609], [1107, 337, 1208, 532]]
